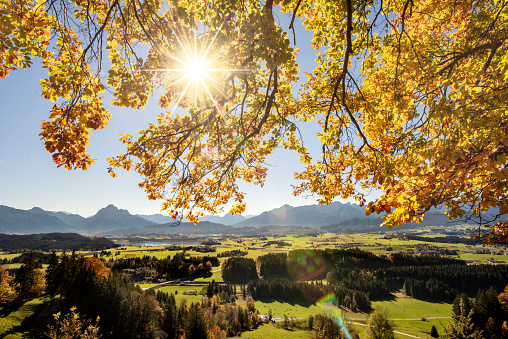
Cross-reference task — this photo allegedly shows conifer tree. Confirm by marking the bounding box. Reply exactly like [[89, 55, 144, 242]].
[[447, 301, 483, 339], [430, 324, 439, 338], [184, 303, 207, 339], [46, 251, 59, 296], [13, 252, 36, 300]]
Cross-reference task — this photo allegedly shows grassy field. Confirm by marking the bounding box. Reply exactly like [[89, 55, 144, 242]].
[[370, 298, 453, 319], [156, 285, 208, 305], [239, 323, 313, 339], [248, 298, 324, 320]]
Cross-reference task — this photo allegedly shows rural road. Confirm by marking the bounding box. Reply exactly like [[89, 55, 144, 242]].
[[346, 321, 424, 338]]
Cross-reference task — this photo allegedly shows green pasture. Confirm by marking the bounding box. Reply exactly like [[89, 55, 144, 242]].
[[1, 263, 21, 270], [339, 297, 453, 337], [392, 319, 451, 339], [156, 285, 208, 305], [187, 269, 223, 283], [239, 323, 312, 339], [370, 298, 453, 319], [458, 253, 508, 263], [0, 253, 22, 261], [248, 298, 324, 319]]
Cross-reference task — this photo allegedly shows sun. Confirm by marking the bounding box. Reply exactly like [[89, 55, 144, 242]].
[[142, 19, 250, 115], [186, 59, 207, 81]]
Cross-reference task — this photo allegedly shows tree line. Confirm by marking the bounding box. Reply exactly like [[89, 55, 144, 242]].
[[386, 264, 508, 299], [113, 253, 219, 282], [0, 233, 117, 252]]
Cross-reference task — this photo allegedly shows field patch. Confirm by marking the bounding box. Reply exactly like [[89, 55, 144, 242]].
[[0, 297, 49, 338], [239, 323, 312, 339]]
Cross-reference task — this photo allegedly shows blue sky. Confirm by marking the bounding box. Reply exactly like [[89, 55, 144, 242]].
[[0, 10, 363, 218]]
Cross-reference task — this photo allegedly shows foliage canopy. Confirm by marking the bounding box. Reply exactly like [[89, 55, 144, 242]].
[[2, 0, 508, 241]]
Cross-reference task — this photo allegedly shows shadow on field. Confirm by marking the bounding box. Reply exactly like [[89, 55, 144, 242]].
[[372, 294, 397, 302], [186, 272, 213, 281], [0, 301, 24, 318], [256, 297, 316, 308], [1, 297, 57, 339], [374, 294, 452, 305], [415, 297, 453, 304]]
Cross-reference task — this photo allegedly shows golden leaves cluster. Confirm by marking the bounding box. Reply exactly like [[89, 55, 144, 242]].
[[292, 0, 508, 241]]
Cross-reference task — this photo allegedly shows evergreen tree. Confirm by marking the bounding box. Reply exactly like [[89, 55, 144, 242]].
[[430, 324, 439, 338], [161, 293, 179, 339], [14, 252, 36, 300], [46, 251, 59, 296], [221, 257, 258, 284], [56, 252, 72, 296], [184, 303, 207, 339], [307, 315, 314, 330], [473, 289, 488, 326], [485, 286, 503, 331], [446, 307, 483, 339], [453, 293, 472, 322]]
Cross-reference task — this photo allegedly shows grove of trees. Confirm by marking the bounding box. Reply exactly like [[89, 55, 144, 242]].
[[221, 257, 258, 284]]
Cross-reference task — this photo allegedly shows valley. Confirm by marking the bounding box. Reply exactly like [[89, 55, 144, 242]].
[[1, 228, 507, 338]]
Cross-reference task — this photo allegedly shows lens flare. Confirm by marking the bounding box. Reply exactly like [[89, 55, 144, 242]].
[[288, 249, 329, 282], [317, 293, 352, 339]]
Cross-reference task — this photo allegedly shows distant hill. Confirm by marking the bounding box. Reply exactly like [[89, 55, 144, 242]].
[[137, 213, 180, 224], [201, 213, 247, 225], [0, 233, 117, 252], [48, 211, 85, 226], [233, 202, 373, 228], [0, 205, 75, 234], [0, 202, 471, 236], [138, 212, 247, 225], [320, 209, 464, 233], [77, 204, 156, 233]]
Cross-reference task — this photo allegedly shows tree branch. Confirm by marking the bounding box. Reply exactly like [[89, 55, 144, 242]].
[[288, 0, 302, 45]]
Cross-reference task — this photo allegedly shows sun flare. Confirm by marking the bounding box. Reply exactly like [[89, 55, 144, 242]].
[[187, 60, 207, 81], [142, 19, 249, 115]]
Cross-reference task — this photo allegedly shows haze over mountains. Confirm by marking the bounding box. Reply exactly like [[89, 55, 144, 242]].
[[0, 202, 459, 235]]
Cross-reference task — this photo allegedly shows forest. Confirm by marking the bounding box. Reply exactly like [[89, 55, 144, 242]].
[[0, 233, 117, 252]]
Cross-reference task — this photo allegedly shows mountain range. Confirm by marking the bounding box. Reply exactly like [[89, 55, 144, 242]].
[[0, 202, 459, 236]]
